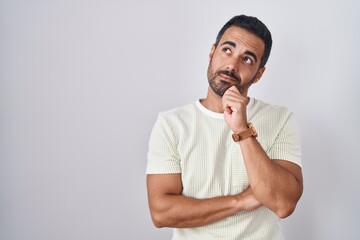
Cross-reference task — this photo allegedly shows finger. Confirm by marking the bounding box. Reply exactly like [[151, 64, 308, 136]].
[[223, 90, 248, 104], [224, 106, 232, 114], [225, 85, 240, 94], [222, 95, 247, 107], [229, 85, 239, 91], [222, 98, 235, 113]]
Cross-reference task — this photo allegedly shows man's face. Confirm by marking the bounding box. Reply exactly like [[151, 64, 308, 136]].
[[207, 26, 266, 97]]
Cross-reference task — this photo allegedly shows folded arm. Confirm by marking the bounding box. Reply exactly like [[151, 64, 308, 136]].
[[147, 173, 261, 228], [222, 86, 303, 218], [239, 138, 303, 218]]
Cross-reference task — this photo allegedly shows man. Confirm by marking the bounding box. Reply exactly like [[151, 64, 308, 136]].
[[146, 15, 303, 239]]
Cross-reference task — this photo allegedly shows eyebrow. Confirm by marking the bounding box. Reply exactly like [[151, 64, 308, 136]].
[[221, 41, 258, 63], [221, 41, 236, 48]]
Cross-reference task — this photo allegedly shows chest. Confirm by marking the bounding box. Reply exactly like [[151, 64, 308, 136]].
[[174, 117, 274, 198]]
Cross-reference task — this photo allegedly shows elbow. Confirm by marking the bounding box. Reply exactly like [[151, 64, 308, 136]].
[[150, 211, 168, 228], [272, 191, 302, 219], [275, 202, 296, 219], [148, 195, 178, 228], [276, 207, 295, 219]]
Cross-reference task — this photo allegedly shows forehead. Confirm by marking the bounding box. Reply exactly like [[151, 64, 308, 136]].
[[219, 26, 265, 57]]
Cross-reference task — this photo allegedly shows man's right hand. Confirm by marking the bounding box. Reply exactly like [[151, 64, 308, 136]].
[[235, 186, 262, 211]]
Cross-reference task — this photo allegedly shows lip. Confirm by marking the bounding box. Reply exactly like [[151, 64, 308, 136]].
[[219, 73, 236, 83]]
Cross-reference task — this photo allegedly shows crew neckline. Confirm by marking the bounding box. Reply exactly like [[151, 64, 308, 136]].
[[195, 98, 254, 119]]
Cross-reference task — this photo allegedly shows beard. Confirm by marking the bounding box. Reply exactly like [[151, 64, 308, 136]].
[[207, 60, 256, 97]]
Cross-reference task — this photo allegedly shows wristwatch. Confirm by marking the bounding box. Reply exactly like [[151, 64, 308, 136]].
[[232, 123, 258, 142]]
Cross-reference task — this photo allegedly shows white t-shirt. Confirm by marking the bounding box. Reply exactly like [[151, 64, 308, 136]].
[[147, 98, 302, 240]]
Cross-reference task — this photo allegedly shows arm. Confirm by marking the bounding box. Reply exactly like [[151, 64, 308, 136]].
[[239, 138, 303, 218], [222, 86, 303, 218], [147, 173, 261, 228]]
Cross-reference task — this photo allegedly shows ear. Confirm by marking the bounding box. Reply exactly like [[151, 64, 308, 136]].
[[253, 67, 266, 84], [209, 44, 216, 61]]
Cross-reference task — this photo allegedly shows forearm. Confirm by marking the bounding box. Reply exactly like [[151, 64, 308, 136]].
[[149, 187, 260, 228], [239, 137, 302, 218], [150, 194, 239, 228]]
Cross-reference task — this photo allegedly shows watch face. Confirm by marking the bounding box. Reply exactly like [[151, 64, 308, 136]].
[[232, 123, 257, 142], [232, 134, 241, 142]]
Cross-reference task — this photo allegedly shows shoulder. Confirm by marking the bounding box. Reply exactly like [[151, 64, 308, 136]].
[[150, 102, 198, 146], [251, 98, 292, 117], [157, 102, 197, 123], [250, 98, 298, 134]]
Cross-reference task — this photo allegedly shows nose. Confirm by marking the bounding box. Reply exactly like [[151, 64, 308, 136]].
[[225, 58, 238, 72], [226, 66, 236, 72]]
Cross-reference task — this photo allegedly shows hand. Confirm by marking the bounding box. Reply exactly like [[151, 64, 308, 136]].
[[222, 86, 248, 133], [236, 186, 262, 211]]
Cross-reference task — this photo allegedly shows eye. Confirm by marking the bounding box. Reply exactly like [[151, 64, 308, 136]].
[[243, 57, 253, 64], [222, 47, 232, 54]]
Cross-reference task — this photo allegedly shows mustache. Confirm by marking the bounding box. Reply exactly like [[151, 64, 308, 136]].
[[216, 70, 241, 84]]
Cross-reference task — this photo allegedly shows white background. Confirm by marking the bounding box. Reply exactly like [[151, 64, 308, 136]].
[[1, 0, 360, 239]]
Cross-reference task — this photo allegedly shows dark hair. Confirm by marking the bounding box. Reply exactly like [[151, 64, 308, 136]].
[[215, 15, 272, 68]]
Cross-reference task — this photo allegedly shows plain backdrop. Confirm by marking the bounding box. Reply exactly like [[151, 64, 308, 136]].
[[1, 0, 360, 239]]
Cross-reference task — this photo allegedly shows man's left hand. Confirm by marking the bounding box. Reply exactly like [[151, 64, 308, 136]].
[[222, 86, 249, 133]]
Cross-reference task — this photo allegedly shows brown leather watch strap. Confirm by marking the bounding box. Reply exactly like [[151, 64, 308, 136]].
[[232, 123, 258, 142]]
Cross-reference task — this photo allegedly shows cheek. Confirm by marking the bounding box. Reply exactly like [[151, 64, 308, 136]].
[[238, 66, 256, 77], [210, 57, 224, 70]]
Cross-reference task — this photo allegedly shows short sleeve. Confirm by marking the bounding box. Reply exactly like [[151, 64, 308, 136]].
[[146, 114, 182, 174], [267, 113, 302, 167]]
